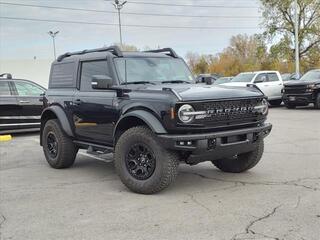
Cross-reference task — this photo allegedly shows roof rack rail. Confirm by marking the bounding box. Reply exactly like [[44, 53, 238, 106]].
[[145, 48, 178, 58], [0, 73, 12, 79], [57, 45, 123, 62]]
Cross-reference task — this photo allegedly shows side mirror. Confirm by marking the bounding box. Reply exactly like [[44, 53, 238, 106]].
[[91, 75, 113, 89]]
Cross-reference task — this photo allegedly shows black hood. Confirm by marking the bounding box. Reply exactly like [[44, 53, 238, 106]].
[[132, 83, 263, 101], [284, 80, 320, 87]]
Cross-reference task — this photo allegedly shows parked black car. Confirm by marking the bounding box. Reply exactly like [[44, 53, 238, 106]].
[[0, 73, 46, 134], [283, 69, 320, 109], [40, 46, 272, 194]]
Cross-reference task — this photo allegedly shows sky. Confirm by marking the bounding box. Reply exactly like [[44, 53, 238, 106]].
[[0, 0, 263, 60]]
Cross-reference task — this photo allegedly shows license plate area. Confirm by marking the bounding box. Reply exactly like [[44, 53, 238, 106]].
[[289, 96, 296, 101]]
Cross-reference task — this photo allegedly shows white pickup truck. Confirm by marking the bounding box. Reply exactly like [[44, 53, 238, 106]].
[[222, 71, 284, 106]]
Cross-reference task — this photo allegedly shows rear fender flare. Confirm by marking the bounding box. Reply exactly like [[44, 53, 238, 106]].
[[40, 106, 74, 145]]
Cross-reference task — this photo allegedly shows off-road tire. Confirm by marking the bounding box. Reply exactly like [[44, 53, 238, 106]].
[[269, 99, 282, 106], [212, 140, 264, 173], [314, 93, 320, 109], [42, 119, 77, 169], [285, 103, 296, 109], [114, 126, 179, 194]]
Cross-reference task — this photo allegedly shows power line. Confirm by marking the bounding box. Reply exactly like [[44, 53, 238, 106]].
[[0, 2, 261, 19], [105, 0, 259, 8], [0, 16, 260, 30]]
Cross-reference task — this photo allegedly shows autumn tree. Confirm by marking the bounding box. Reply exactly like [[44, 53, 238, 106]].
[[261, 0, 320, 70], [187, 34, 269, 76]]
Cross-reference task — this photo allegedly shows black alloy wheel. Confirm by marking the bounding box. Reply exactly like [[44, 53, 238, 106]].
[[47, 132, 58, 158], [125, 143, 156, 180]]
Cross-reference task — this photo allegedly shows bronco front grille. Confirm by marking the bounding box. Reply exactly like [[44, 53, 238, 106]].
[[184, 98, 263, 127]]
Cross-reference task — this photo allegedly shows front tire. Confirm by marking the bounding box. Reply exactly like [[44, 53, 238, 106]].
[[314, 93, 320, 109], [42, 119, 77, 169], [212, 140, 264, 173], [114, 126, 179, 194]]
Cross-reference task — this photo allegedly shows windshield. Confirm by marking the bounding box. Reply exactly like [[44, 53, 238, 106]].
[[114, 57, 194, 84], [231, 73, 255, 83], [300, 70, 320, 82]]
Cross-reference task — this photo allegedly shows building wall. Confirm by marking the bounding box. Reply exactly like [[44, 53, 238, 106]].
[[0, 59, 52, 88]]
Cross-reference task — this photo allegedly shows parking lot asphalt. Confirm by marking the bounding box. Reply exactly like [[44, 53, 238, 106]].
[[0, 107, 320, 240]]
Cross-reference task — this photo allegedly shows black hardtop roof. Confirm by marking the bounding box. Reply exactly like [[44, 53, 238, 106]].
[[55, 46, 179, 63]]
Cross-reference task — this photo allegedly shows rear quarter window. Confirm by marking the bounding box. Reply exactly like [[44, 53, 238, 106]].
[[49, 62, 77, 88]]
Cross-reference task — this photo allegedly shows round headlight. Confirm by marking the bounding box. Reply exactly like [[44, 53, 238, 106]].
[[260, 99, 269, 115], [254, 99, 269, 115], [178, 104, 195, 123]]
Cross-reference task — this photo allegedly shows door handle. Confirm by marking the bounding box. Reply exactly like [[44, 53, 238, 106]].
[[73, 99, 82, 105], [19, 100, 30, 104]]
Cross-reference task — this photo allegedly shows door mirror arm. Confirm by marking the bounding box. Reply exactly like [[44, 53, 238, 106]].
[[91, 75, 131, 97]]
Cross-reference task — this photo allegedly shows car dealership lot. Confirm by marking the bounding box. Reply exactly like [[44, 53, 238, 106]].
[[0, 107, 319, 240]]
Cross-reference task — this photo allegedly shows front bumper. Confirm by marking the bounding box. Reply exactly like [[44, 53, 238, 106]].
[[157, 123, 272, 162], [283, 93, 315, 105]]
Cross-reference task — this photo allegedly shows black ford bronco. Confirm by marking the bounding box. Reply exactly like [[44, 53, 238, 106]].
[[40, 46, 272, 194], [283, 69, 320, 109]]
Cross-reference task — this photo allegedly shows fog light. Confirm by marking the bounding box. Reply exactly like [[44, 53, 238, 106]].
[[177, 141, 193, 146]]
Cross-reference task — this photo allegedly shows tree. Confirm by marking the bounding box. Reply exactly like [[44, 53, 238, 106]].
[[261, 0, 320, 70]]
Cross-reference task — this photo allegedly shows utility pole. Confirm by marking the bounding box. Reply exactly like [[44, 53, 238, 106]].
[[47, 31, 59, 60], [112, 0, 127, 47], [294, 0, 300, 78]]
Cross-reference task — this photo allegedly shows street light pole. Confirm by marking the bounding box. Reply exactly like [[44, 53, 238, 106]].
[[47, 31, 59, 60], [112, 0, 127, 47], [294, 0, 300, 78]]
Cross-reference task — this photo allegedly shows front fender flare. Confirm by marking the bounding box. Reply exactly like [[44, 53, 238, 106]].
[[114, 110, 167, 137]]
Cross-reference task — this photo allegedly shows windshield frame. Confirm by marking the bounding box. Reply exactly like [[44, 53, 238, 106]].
[[113, 57, 195, 85]]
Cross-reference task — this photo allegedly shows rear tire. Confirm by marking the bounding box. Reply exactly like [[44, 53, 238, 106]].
[[212, 140, 264, 173], [42, 119, 77, 169], [314, 93, 320, 109], [269, 99, 282, 106], [114, 126, 179, 194]]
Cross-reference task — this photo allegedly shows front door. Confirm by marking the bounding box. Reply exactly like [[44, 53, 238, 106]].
[[13, 80, 45, 127], [254, 73, 273, 97], [266, 72, 283, 100], [72, 60, 118, 146]]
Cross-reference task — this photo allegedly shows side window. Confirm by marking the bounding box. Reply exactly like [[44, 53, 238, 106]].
[[80, 61, 109, 91], [255, 74, 267, 83], [15, 82, 44, 96], [268, 73, 279, 82], [0, 81, 11, 96]]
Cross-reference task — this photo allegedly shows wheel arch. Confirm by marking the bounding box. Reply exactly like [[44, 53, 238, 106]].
[[113, 110, 167, 145], [40, 106, 74, 145]]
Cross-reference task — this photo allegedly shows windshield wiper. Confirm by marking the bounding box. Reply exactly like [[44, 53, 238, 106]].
[[161, 80, 191, 84], [120, 81, 156, 85]]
